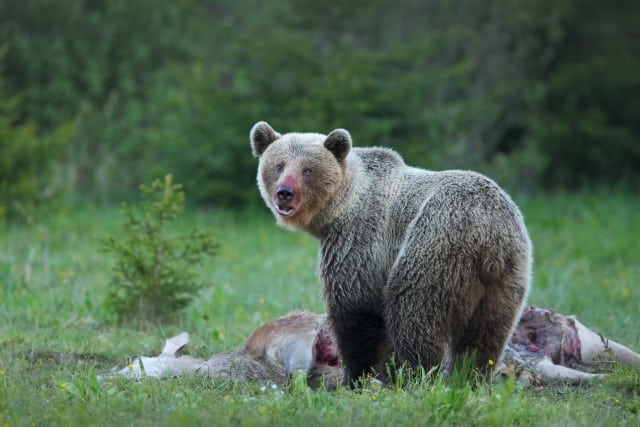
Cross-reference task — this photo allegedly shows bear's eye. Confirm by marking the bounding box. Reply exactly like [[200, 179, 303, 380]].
[[275, 164, 284, 173], [303, 168, 312, 176]]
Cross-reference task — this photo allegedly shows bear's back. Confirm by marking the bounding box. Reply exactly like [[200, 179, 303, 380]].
[[346, 147, 524, 244], [352, 147, 511, 206]]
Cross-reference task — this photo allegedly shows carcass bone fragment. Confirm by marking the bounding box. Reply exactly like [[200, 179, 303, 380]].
[[103, 332, 204, 379]]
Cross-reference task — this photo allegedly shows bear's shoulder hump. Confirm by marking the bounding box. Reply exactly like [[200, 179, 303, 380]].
[[354, 146, 405, 167]]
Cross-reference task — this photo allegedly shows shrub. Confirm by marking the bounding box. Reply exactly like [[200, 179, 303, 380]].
[[100, 175, 217, 324]]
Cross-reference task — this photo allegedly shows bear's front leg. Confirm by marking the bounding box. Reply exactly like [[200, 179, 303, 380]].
[[329, 309, 387, 387]]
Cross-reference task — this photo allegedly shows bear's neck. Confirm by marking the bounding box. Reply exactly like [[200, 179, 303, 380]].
[[305, 160, 365, 239]]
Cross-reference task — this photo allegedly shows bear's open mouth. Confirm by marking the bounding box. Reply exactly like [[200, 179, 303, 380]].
[[276, 204, 296, 217]]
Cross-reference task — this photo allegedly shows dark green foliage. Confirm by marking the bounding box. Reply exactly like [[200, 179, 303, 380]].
[[1, 0, 639, 206], [1, 0, 194, 128], [100, 175, 217, 324], [0, 55, 71, 223], [0, 0, 200, 200], [526, 0, 640, 188], [144, 1, 489, 205]]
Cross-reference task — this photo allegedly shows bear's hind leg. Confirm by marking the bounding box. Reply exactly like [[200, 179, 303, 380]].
[[383, 222, 486, 376], [454, 275, 528, 371], [383, 261, 483, 374]]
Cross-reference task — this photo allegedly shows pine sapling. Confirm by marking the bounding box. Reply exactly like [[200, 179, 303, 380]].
[[101, 174, 217, 324]]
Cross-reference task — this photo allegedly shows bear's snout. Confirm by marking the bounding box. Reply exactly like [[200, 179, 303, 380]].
[[276, 185, 295, 203], [274, 183, 298, 217]]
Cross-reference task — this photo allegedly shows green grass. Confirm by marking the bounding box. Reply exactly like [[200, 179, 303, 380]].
[[1, 191, 639, 426]]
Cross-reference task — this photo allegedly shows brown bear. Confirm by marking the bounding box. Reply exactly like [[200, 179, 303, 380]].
[[250, 121, 532, 385]]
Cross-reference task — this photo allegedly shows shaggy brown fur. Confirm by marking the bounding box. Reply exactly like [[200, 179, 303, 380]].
[[250, 121, 532, 385]]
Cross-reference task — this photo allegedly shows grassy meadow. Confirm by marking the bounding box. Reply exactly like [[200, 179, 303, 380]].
[[1, 191, 639, 426]]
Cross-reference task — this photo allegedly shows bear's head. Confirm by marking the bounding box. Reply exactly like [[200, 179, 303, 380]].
[[250, 121, 351, 231]]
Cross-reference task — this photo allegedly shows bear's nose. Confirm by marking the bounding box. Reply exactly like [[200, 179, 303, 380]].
[[277, 185, 294, 202]]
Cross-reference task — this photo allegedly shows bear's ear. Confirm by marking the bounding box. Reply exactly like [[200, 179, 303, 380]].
[[324, 129, 351, 162], [250, 121, 282, 157]]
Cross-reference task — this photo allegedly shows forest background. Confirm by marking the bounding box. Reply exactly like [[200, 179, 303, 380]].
[[2, 2, 640, 425], [2, 0, 639, 221]]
